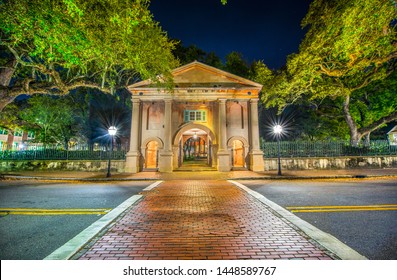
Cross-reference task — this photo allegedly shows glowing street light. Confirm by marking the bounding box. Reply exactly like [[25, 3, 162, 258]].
[[106, 126, 117, 178], [273, 124, 283, 176]]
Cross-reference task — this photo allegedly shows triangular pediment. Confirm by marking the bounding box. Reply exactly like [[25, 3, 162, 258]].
[[129, 61, 262, 89]]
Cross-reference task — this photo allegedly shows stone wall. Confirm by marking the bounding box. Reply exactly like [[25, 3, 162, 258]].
[[0, 160, 125, 172], [1, 156, 396, 172], [264, 156, 397, 171]]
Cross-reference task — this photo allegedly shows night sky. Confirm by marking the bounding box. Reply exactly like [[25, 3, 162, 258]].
[[150, 0, 313, 70]]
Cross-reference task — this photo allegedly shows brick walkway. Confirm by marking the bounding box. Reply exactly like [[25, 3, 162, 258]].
[[77, 180, 333, 260]]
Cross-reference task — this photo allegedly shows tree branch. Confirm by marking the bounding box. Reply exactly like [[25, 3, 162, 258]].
[[358, 111, 397, 136]]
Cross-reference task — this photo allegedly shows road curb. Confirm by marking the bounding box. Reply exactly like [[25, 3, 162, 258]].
[[2, 174, 396, 182], [229, 180, 368, 260], [1, 175, 157, 181], [229, 175, 397, 180], [44, 181, 163, 260]]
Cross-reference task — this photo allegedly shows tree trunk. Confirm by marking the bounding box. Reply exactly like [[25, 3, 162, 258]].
[[363, 133, 371, 147], [0, 58, 17, 111], [342, 94, 362, 146]]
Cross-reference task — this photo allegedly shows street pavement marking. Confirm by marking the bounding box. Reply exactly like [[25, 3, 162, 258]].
[[229, 180, 367, 260], [286, 204, 397, 213], [0, 208, 111, 215], [45, 180, 163, 260]]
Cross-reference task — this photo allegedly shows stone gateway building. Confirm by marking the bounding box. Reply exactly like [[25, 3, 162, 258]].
[[125, 61, 264, 173]]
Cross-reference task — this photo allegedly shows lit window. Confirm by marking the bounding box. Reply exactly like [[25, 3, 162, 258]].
[[0, 128, 7, 135], [14, 128, 23, 137], [184, 110, 207, 122]]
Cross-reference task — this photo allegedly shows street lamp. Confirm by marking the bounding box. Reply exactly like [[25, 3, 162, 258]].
[[273, 124, 282, 176], [106, 126, 117, 178]]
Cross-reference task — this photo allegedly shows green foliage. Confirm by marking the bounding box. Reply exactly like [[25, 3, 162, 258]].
[[224, 52, 249, 78], [249, 61, 273, 86], [172, 43, 223, 68], [0, 103, 20, 130], [261, 0, 397, 143], [173, 43, 207, 64], [0, 0, 178, 104], [349, 70, 397, 129], [19, 95, 75, 145]]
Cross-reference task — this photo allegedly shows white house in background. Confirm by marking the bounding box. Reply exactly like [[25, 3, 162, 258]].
[[387, 125, 397, 145], [124, 61, 265, 173], [0, 127, 34, 150]]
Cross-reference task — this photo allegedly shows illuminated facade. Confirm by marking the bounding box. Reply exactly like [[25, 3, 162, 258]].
[[125, 61, 264, 172], [0, 128, 34, 150]]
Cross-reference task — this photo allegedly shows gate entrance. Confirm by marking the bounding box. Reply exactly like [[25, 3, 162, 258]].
[[177, 128, 213, 170], [232, 139, 245, 167], [145, 140, 158, 169]]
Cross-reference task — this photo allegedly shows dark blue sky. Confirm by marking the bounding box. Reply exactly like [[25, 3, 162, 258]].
[[150, 0, 312, 69]]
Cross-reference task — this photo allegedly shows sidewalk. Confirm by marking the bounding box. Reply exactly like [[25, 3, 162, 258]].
[[1, 168, 397, 181], [73, 180, 337, 260]]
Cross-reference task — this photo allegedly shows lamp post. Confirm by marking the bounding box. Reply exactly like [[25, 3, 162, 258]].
[[273, 124, 282, 176], [106, 126, 117, 178]]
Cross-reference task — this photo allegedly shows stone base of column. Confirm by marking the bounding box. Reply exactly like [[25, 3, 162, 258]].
[[217, 150, 231, 172], [125, 151, 141, 173], [249, 150, 265, 172], [159, 151, 173, 172], [172, 146, 180, 169]]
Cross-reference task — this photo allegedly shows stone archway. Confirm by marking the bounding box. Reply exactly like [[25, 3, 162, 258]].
[[173, 123, 217, 169], [141, 137, 163, 170], [227, 136, 249, 169]]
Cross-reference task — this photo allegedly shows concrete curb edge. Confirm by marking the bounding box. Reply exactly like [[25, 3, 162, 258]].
[[2, 174, 396, 182], [44, 180, 163, 260], [228, 180, 368, 260]]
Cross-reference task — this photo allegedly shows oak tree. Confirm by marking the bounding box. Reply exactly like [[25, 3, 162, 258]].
[[0, 0, 178, 110], [262, 0, 397, 145]]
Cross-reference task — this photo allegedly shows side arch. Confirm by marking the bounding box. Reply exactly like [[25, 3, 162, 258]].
[[141, 137, 163, 169], [227, 136, 249, 168], [227, 136, 249, 148], [141, 137, 164, 150]]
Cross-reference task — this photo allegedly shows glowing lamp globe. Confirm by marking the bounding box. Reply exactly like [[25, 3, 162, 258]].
[[108, 126, 117, 136], [273, 124, 282, 135]]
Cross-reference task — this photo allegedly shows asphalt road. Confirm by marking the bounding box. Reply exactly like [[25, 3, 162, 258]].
[[0, 180, 153, 260], [240, 178, 397, 260]]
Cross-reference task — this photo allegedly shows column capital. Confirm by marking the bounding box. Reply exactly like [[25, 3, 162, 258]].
[[164, 98, 172, 104], [218, 98, 227, 103], [249, 98, 259, 104], [132, 98, 141, 104]]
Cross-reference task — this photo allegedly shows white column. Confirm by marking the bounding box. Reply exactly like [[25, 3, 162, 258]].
[[217, 98, 230, 171], [249, 98, 264, 172], [159, 99, 173, 172], [218, 99, 227, 151], [125, 98, 141, 173], [163, 99, 172, 152]]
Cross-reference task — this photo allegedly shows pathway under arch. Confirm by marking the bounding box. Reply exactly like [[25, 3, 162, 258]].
[[173, 124, 217, 171]]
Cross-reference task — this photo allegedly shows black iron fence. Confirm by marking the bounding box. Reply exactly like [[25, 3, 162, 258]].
[[0, 143, 128, 161], [261, 140, 397, 158], [1, 141, 397, 161]]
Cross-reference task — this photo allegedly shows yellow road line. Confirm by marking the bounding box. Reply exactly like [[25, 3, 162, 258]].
[[0, 208, 111, 215], [286, 204, 397, 213], [286, 204, 397, 210], [290, 208, 397, 213]]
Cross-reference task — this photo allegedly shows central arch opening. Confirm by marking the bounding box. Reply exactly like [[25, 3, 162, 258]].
[[178, 128, 213, 170]]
